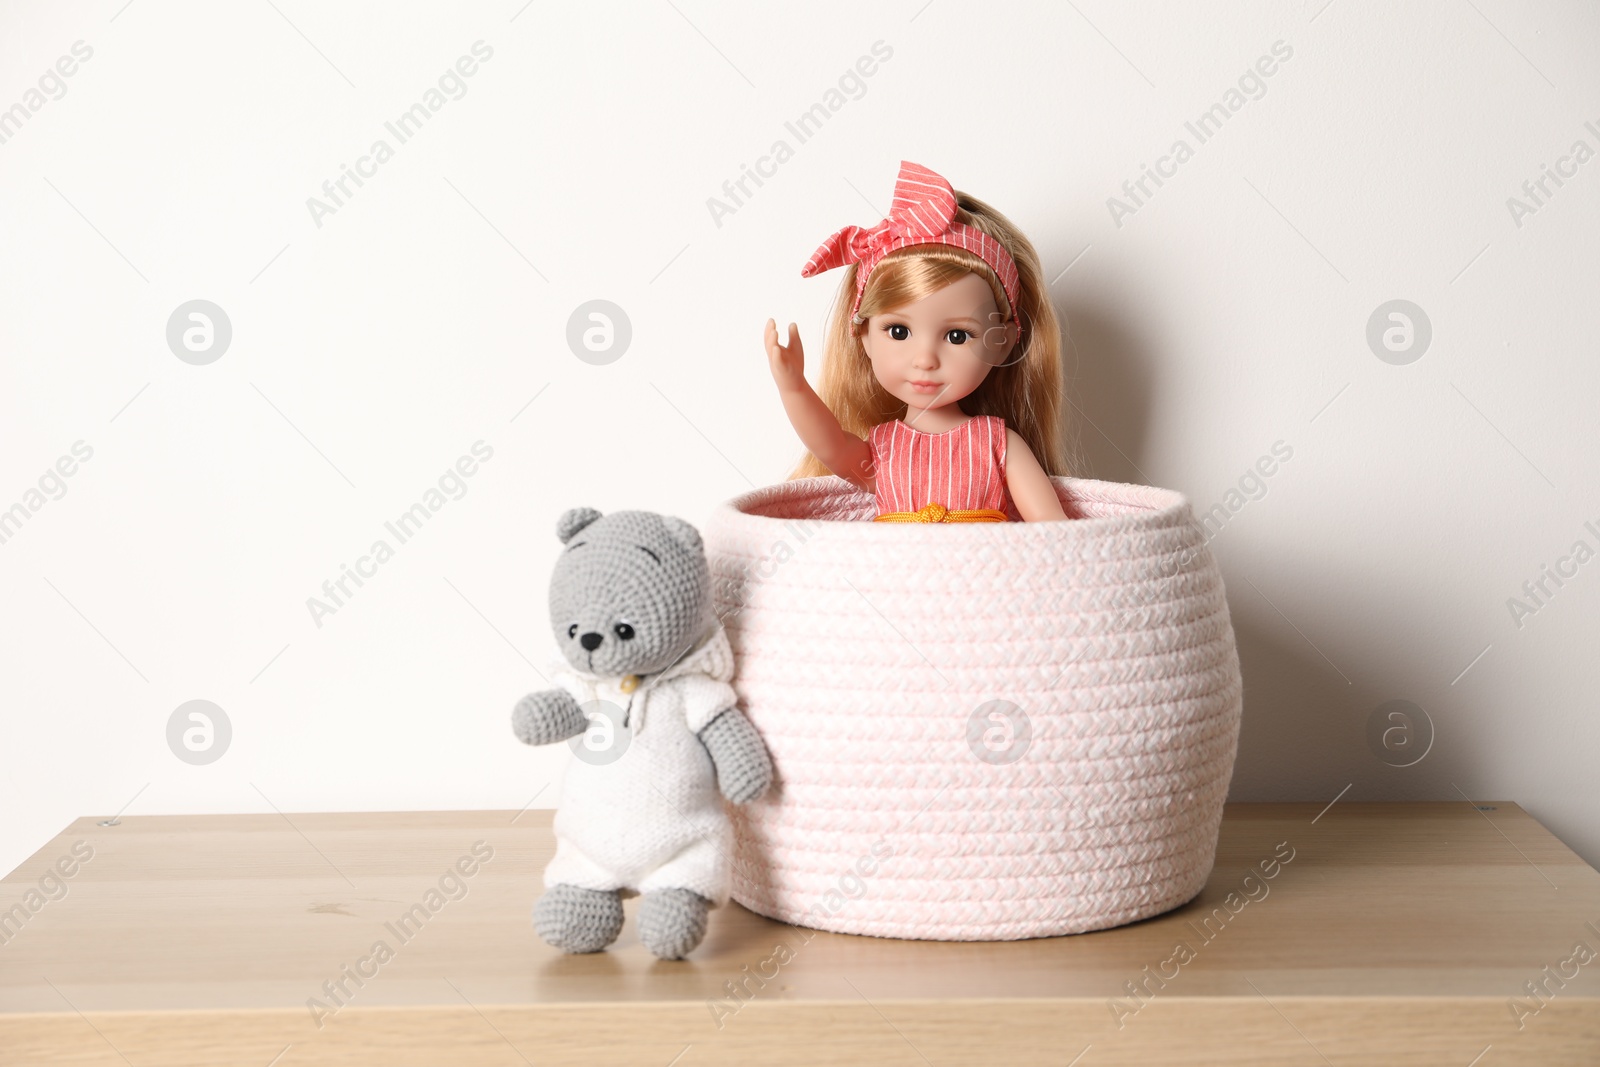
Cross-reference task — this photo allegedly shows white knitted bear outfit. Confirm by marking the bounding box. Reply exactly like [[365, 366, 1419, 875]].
[[543, 625, 738, 907]]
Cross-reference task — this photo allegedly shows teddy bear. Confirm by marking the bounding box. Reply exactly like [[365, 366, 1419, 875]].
[[511, 506, 774, 960]]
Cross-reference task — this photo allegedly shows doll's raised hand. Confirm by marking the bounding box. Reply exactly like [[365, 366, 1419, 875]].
[[763, 318, 806, 392], [764, 318, 873, 491]]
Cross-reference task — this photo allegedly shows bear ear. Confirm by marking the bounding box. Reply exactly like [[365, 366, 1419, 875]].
[[556, 507, 603, 544], [659, 515, 703, 554]]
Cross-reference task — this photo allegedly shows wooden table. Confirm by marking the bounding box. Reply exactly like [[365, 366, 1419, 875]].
[[2, 802, 1597, 1065]]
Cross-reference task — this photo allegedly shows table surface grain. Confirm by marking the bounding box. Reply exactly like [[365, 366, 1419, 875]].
[[2, 801, 1597, 1066]]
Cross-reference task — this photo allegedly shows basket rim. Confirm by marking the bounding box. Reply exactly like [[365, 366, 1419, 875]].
[[709, 474, 1197, 543]]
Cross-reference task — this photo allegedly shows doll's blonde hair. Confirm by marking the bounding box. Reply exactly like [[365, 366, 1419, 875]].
[[788, 189, 1071, 481]]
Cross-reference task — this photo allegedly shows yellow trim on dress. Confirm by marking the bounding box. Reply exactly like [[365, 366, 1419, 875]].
[[873, 502, 1009, 524]]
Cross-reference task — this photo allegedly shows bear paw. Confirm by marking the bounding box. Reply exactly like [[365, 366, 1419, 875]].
[[698, 707, 774, 804], [638, 888, 711, 960], [533, 884, 624, 953], [512, 689, 587, 746]]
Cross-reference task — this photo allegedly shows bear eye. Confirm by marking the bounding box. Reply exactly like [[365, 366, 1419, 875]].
[[613, 622, 635, 641], [567, 623, 578, 639]]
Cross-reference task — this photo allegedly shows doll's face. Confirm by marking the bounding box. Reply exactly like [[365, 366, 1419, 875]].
[[860, 272, 1018, 413]]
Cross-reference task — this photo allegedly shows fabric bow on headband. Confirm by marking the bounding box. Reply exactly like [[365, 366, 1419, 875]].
[[800, 160, 1021, 324]]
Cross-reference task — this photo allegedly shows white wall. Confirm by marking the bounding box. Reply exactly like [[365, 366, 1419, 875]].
[[2, 0, 1596, 879]]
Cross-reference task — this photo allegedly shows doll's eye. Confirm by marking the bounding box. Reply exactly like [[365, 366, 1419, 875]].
[[567, 623, 578, 639], [946, 329, 971, 345], [886, 323, 909, 341], [614, 622, 635, 640]]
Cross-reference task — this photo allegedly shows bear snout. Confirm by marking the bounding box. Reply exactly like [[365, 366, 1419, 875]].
[[579, 631, 604, 651]]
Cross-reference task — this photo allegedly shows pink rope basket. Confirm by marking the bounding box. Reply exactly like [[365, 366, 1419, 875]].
[[703, 475, 1243, 941]]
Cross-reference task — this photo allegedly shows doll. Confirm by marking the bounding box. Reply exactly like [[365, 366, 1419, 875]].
[[764, 159, 1070, 523]]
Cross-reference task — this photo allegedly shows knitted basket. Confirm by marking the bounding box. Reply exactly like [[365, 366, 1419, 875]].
[[703, 475, 1243, 942]]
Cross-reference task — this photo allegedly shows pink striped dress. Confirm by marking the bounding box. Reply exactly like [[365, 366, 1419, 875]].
[[866, 415, 1013, 518]]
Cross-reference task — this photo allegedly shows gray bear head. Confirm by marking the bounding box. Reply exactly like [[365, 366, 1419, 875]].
[[548, 507, 712, 677]]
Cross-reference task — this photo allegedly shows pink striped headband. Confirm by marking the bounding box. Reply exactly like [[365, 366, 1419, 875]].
[[800, 160, 1021, 325]]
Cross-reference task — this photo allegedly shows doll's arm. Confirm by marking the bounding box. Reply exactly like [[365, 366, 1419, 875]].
[[765, 319, 874, 491], [511, 688, 588, 746], [1004, 429, 1069, 522], [697, 705, 774, 804]]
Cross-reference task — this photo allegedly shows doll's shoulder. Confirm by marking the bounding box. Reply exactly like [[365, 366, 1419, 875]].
[[865, 418, 901, 448], [980, 416, 1012, 465], [998, 422, 1040, 467]]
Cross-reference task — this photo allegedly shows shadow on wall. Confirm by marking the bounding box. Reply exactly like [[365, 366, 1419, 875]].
[[1223, 602, 1522, 873], [1054, 298, 1156, 483], [1051, 295, 1487, 817]]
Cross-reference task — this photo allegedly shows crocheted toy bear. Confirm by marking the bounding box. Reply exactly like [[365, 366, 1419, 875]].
[[512, 506, 774, 960]]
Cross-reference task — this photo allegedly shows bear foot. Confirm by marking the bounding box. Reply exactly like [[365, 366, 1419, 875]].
[[638, 888, 711, 960], [533, 884, 624, 953]]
